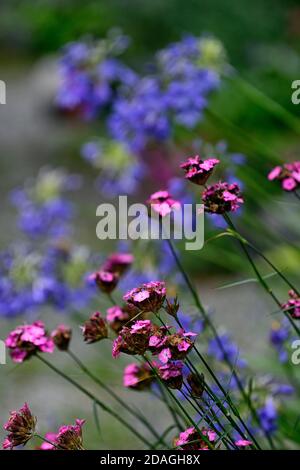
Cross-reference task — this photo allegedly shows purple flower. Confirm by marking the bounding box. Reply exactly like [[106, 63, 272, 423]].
[[208, 333, 247, 368], [258, 397, 278, 435]]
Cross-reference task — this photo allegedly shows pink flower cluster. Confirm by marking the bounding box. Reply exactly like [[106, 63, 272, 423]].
[[123, 281, 166, 313], [202, 182, 244, 214], [39, 419, 85, 450], [89, 252, 134, 293], [3, 403, 36, 450], [5, 321, 54, 363], [147, 190, 181, 217], [81, 312, 108, 343], [268, 161, 300, 192], [180, 156, 220, 185], [174, 426, 217, 450], [123, 363, 154, 390], [106, 304, 141, 333], [282, 290, 300, 319], [51, 324, 72, 351]]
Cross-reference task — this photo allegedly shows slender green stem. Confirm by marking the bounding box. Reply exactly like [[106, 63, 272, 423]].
[[36, 354, 152, 448], [224, 214, 300, 338], [67, 349, 164, 444], [165, 238, 262, 448], [34, 433, 62, 450]]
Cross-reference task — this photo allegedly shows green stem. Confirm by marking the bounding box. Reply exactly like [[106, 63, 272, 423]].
[[36, 354, 152, 448], [67, 349, 164, 444]]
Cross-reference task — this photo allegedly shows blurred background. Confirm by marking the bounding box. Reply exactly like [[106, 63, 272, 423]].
[[0, 0, 300, 449]]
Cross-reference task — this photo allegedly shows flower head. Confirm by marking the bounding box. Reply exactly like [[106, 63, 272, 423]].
[[51, 324, 72, 351], [282, 290, 300, 319], [123, 363, 154, 390], [106, 304, 140, 333], [37, 433, 57, 450], [187, 372, 205, 398], [81, 312, 108, 344], [147, 190, 181, 217], [174, 427, 216, 450], [5, 321, 54, 363], [268, 161, 300, 192], [159, 361, 184, 390], [112, 320, 152, 358], [89, 270, 119, 293], [123, 281, 166, 313], [180, 155, 219, 185], [235, 439, 252, 448], [54, 419, 85, 450], [202, 182, 244, 214], [154, 329, 196, 363], [3, 403, 36, 450], [102, 253, 134, 276]]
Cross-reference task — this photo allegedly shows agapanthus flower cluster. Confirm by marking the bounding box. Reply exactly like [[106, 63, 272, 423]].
[[174, 427, 217, 450], [202, 182, 244, 214], [10, 168, 80, 240], [268, 161, 300, 192], [0, 243, 95, 317], [282, 290, 300, 319], [3, 403, 36, 450], [57, 33, 137, 120], [5, 321, 54, 363]]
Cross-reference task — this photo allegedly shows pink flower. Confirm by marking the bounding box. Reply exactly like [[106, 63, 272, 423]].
[[235, 439, 252, 447], [37, 433, 57, 450], [88, 270, 119, 293], [54, 419, 85, 450], [159, 361, 184, 389], [123, 281, 166, 313], [180, 155, 220, 185], [106, 304, 140, 333], [282, 290, 300, 319], [123, 363, 154, 390], [5, 321, 54, 363], [147, 190, 181, 217], [81, 312, 108, 344], [112, 320, 152, 358], [51, 324, 72, 351], [2, 403, 36, 450], [202, 182, 244, 214], [102, 253, 134, 276], [174, 426, 216, 449], [268, 161, 300, 192]]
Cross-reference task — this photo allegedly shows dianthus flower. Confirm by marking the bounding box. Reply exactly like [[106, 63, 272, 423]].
[[106, 304, 141, 333], [180, 155, 219, 185], [174, 427, 216, 450], [123, 363, 154, 390], [81, 312, 108, 343], [123, 281, 166, 313], [51, 324, 72, 351], [88, 270, 119, 293], [282, 290, 300, 319], [158, 361, 184, 390], [37, 433, 57, 450], [5, 321, 54, 363], [152, 329, 197, 363], [202, 182, 244, 214], [2, 403, 36, 450], [147, 190, 181, 217], [54, 419, 85, 450], [235, 439, 252, 447], [102, 253, 134, 276], [268, 161, 300, 192], [112, 320, 152, 358]]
